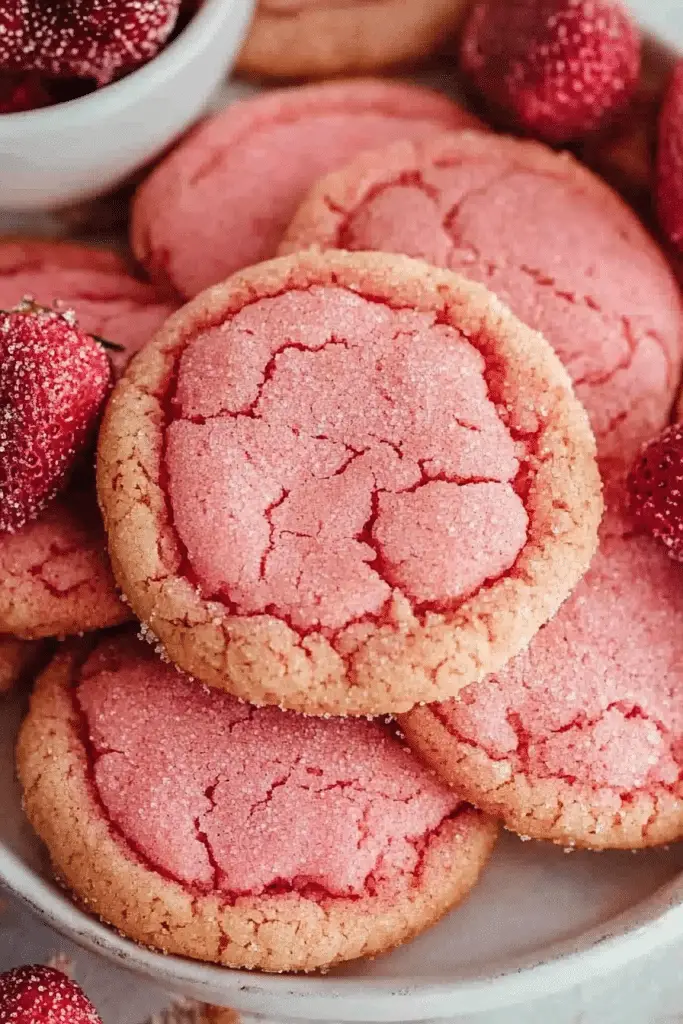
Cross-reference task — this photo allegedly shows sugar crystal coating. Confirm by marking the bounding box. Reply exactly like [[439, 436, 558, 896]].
[[166, 286, 528, 631], [77, 634, 461, 894]]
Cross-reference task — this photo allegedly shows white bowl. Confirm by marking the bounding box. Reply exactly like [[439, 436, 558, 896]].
[[3, 688, 683, 1023], [0, 0, 255, 211]]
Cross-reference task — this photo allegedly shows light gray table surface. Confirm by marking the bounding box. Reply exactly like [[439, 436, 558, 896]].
[[3, 2, 683, 1022]]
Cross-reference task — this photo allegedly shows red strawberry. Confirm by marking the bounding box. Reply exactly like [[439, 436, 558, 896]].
[[0, 301, 112, 534], [0, 965, 102, 1023], [657, 60, 683, 255], [0, 72, 52, 114], [628, 422, 683, 562], [461, 0, 641, 144], [0, 0, 182, 87]]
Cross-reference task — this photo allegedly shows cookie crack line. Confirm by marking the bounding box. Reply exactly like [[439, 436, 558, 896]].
[[328, 167, 673, 396], [159, 291, 534, 632], [71, 672, 465, 903], [433, 697, 681, 795]]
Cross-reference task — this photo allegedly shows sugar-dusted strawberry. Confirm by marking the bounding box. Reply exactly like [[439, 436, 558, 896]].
[[0, 72, 52, 114], [628, 422, 683, 561], [461, 0, 641, 144], [656, 60, 683, 255], [0, 965, 102, 1023], [0, 0, 182, 87], [0, 301, 112, 534]]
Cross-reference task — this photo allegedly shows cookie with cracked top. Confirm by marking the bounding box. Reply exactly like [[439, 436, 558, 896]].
[[236, 0, 471, 79], [400, 502, 683, 850], [130, 79, 481, 300], [17, 632, 498, 973], [280, 130, 683, 477], [97, 249, 601, 716]]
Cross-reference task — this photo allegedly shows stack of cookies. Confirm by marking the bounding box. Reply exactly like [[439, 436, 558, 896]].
[[5, 61, 683, 976]]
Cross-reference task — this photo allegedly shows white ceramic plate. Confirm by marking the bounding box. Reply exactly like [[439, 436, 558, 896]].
[[3, 6, 683, 1019]]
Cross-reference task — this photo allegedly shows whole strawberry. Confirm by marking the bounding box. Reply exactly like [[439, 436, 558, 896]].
[[0, 302, 111, 534], [461, 0, 641, 144], [0, 965, 102, 1023], [0, 73, 52, 114], [628, 422, 683, 562], [0, 0, 181, 87], [657, 60, 683, 255]]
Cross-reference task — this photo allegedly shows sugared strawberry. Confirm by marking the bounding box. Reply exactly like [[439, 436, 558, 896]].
[[0, 0, 182, 87], [0, 965, 102, 1023], [628, 422, 683, 561], [461, 0, 641, 144], [657, 60, 683, 255], [0, 301, 112, 534], [0, 72, 52, 114]]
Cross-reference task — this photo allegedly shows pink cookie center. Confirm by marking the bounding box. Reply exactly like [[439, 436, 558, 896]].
[[436, 524, 683, 795], [76, 635, 461, 896], [164, 286, 528, 631], [331, 160, 678, 465]]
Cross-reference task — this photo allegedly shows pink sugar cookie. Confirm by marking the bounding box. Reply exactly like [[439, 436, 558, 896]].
[[0, 239, 177, 375], [97, 249, 601, 716], [0, 493, 129, 639], [281, 131, 683, 475], [17, 632, 498, 973], [401, 502, 683, 850], [0, 636, 45, 693], [130, 79, 481, 299]]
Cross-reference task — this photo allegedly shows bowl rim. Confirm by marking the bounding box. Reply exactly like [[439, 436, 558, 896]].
[[0, 0, 240, 133], [3, 841, 683, 1021]]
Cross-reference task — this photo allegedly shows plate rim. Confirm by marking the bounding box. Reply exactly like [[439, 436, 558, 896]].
[[4, 842, 683, 1021]]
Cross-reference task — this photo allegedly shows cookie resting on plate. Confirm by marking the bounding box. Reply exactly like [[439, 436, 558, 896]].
[[97, 249, 602, 716], [17, 632, 498, 973]]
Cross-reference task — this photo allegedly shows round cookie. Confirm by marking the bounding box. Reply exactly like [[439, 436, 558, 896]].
[[130, 80, 481, 299], [97, 249, 601, 716], [0, 637, 44, 693], [400, 503, 683, 850], [236, 0, 471, 80], [17, 632, 498, 973], [281, 131, 683, 475], [0, 239, 177, 375], [0, 493, 129, 639]]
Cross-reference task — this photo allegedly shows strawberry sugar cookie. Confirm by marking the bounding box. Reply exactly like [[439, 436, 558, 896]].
[[0, 240, 175, 638], [237, 0, 471, 80], [401, 504, 683, 850], [281, 131, 683, 474], [98, 250, 601, 716], [131, 79, 481, 299], [17, 632, 498, 973]]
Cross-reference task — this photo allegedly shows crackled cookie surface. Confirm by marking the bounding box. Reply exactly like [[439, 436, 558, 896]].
[[0, 239, 176, 375], [98, 250, 601, 715], [237, 0, 471, 79], [401, 504, 683, 849], [0, 494, 129, 639], [131, 80, 480, 299], [282, 132, 683, 473], [17, 633, 498, 973]]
